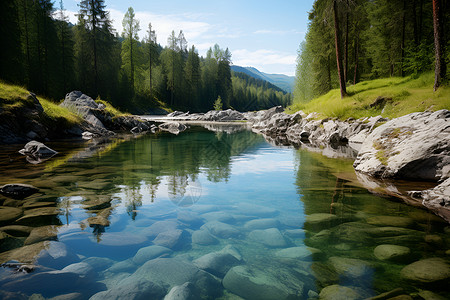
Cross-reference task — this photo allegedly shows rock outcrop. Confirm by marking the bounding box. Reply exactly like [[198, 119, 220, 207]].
[[353, 110, 450, 181]]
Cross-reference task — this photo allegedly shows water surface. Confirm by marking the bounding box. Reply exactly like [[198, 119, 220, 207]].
[[0, 126, 449, 299]]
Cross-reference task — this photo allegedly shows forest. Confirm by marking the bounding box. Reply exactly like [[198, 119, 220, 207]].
[[0, 0, 291, 113], [295, 0, 450, 103]]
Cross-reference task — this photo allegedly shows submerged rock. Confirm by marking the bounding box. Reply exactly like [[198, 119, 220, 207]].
[[223, 265, 305, 300], [90, 278, 165, 300], [248, 228, 288, 248], [319, 284, 370, 300], [373, 244, 411, 262], [400, 258, 450, 283], [0, 183, 39, 200], [304, 213, 339, 232], [164, 282, 198, 300], [200, 221, 240, 239], [328, 256, 374, 280], [193, 250, 241, 277], [191, 229, 219, 246], [153, 229, 190, 250], [133, 245, 172, 265]]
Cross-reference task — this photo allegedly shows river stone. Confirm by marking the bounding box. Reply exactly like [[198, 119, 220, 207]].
[[18, 141, 58, 161], [353, 110, 450, 182], [153, 229, 190, 250], [132, 258, 221, 297], [400, 258, 450, 283], [48, 293, 84, 300], [304, 213, 339, 232], [81, 256, 114, 271], [15, 207, 59, 225], [90, 278, 165, 300], [0, 184, 39, 200], [275, 246, 319, 260], [107, 258, 137, 273], [142, 220, 179, 238], [319, 284, 368, 300], [417, 290, 448, 300], [177, 211, 204, 228], [164, 282, 198, 300], [193, 250, 241, 277], [373, 245, 411, 262], [0, 207, 23, 224], [94, 232, 147, 246], [310, 262, 339, 286], [24, 225, 58, 245], [424, 234, 444, 247], [244, 218, 280, 230], [158, 122, 187, 135], [0, 225, 33, 237], [200, 221, 240, 238], [133, 245, 172, 264], [0, 231, 23, 252], [328, 256, 373, 279], [284, 229, 306, 238], [222, 265, 302, 300], [1, 270, 103, 298], [248, 228, 288, 248], [62, 262, 96, 279], [366, 216, 415, 228], [202, 211, 236, 224], [191, 229, 219, 245], [234, 203, 279, 217]]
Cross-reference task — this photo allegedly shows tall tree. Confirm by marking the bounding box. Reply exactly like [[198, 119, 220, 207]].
[[432, 0, 446, 91], [146, 22, 157, 98], [56, 0, 75, 94], [0, 0, 22, 83], [333, 0, 347, 98], [184, 46, 201, 109], [77, 0, 111, 96], [122, 7, 140, 94]]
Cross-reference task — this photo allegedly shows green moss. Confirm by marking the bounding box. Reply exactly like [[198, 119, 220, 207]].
[[289, 72, 450, 119], [95, 99, 129, 118], [376, 150, 388, 166]]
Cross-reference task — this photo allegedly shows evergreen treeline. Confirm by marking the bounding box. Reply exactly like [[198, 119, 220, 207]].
[[0, 0, 291, 112], [295, 0, 450, 103]]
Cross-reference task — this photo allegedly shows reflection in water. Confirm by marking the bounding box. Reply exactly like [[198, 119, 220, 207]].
[[0, 125, 448, 299]]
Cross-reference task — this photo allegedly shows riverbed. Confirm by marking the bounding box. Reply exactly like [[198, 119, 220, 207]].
[[0, 125, 449, 299]]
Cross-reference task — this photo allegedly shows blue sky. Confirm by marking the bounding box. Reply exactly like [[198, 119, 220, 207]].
[[64, 0, 315, 76]]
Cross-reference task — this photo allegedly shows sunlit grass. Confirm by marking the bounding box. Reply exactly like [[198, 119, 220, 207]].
[[288, 72, 450, 119], [95, 99, 129, 117]]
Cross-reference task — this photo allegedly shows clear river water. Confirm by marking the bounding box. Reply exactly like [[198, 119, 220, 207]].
[[0, 125, 449, 299]]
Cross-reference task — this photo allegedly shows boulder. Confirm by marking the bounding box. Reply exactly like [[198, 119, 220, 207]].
[[244, 218, 280, 230], [248, 228, 288, 248], [153, 229, 190, 250], [132, 258, 221, 297], [0, 206, 23, 223], [412, 177, 450, 220], [353, 110, 450, 181], [61, 262, 97, 279], [202, 211, 236, 224], [275, 246, 319, 260], [191, 229, 219, 246], [141, 220, 179, 238], [81, 257, 114, 272], [164, 282, 198, 300], [373, 244, 411, 262], [304, 213, 339, 232], [222, 265, 305, 300], [133, 245, 172, 265], [18, 141, 58, 164], [200, 221, 240, 239], [200, 109, 246, 122], [24, 225, 58, 245], [400, 258, 450, 283], [193, 250, 241, 277], [328, 256, 373, 280], [319, 284, 369, 300], [90, 278, 165, 300], [159, 122, 187, 135]]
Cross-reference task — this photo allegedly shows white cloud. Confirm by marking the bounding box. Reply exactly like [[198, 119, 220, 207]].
[[233, 49, 297, 66]]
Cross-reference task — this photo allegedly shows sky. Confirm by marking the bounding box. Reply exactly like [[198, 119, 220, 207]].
[[63, 0, 315, 76]]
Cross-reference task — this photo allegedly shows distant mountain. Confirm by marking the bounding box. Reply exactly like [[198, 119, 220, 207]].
[[231, 66, 295, 93]]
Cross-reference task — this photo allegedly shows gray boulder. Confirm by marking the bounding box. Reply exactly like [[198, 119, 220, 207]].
[[248, 228, 288, 248], [90, 278, 165, 300], [411, 177, 450, 220], [153, 229, 191, 250], [132, 245, 172, 265], [0, 183, 39, 199], [164, 282, 198, 300], [19, 141, 58, 164], [191, 230, 219, 246], [159, 122, 187, 135], [354, 110, 450, 181], [193, 249, 241, 277], [200, 109, 245, 122], [200, 221, 240, 239]]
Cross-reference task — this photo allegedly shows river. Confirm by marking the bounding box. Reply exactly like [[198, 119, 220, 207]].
[[0, 125, 448, 299]]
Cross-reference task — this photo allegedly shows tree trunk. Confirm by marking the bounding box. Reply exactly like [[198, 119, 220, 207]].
[[333, 0, 347, 99], [433, 0, 446, 91], [401, 0, 406, 77], [344, 0, 349, 83], [353, 22, 359, 85]]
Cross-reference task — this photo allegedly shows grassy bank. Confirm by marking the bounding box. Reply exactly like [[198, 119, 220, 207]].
[[288, 72, 450, 119]]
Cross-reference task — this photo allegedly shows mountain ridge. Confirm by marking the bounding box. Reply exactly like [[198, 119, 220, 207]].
[[230, 65, 295, 93]]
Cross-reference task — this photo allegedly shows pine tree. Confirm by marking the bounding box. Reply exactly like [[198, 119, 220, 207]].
[[122, 7, 140, 94]]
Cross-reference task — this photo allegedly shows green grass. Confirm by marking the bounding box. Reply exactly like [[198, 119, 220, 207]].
[[288, 72, 450, 119], [0, 81, 82, 127], [95, 99, 129, 118]]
